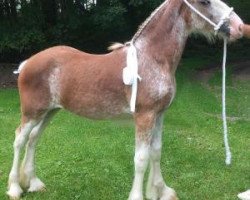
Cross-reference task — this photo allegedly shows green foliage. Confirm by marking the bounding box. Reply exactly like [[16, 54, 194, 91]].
[[0, 25, 46, 62], [129, 0, 162, 7], [229, 0, 250, 21], [0, 29, 46, 52], [0, 0, 250, 62], [93, 4, 126, 31]]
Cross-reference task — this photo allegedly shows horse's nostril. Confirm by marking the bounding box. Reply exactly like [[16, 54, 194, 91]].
[[219, 23, 230, 36]]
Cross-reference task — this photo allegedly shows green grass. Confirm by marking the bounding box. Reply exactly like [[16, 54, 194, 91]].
[[0, 58, 249, 200]]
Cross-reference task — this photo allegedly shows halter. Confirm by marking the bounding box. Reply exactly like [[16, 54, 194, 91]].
[[183, 0, 233, 34], [124, 0, 233, 165]]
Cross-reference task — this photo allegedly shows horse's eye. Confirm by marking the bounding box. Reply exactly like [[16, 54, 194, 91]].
[[199, 0, 211, 6]]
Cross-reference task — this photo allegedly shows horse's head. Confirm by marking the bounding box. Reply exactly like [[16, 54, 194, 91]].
[[186, 0, 243, 41]]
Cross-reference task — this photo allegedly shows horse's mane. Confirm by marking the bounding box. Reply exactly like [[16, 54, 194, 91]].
[[108, 0, 170, 51], [132, 0, 170, 42]]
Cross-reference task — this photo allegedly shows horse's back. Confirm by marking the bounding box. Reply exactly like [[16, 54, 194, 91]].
[[18, 45, 129, 120]]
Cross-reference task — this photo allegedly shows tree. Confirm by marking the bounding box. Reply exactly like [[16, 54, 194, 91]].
[[0, 0, 3, 18], [9, 0, 17, 19], [41, 0, 57, 26], [0, 0, 250, 62]]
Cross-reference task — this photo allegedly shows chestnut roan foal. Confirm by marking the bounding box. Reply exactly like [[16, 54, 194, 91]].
[[7, 0, 243, 199]]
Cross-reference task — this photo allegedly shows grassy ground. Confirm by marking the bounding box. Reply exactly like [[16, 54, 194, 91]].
[[0, 58, 249, 200]]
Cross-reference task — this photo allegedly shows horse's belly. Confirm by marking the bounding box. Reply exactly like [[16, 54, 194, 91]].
[[78, 104, 130, 120], [62, 93, 130, 120]]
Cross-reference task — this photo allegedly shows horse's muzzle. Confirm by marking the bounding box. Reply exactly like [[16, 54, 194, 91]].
[[229, 12, 244, 40]]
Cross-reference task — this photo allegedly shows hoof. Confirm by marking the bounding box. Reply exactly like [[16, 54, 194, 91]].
[[160, 187, 178, 200], [7, 183, 23, 200], [128, 197, 143, 200], [146, 185, 178, 200], [238, 190, 250, 200], [28, 177, 46, 193], [128, 192, 143, 200]]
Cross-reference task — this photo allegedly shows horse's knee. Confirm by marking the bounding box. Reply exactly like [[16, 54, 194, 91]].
[[13, 135, 25, 150], [13, 122, 37, 149]]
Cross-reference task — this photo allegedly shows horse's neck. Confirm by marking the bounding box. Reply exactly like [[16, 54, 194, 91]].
[[136, 0, 189, 73]]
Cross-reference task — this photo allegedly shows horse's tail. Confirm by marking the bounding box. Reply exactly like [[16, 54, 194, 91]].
[[13, 60, 27, 74], [108, 43, 126, 51]]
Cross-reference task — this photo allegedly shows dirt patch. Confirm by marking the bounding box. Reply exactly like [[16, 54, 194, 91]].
[[194, 60, 250, 83], [204, 112, 250, 122], [0, 63, 18, 88], [193, 66, 218, 83], [232, 61, 250, 81]]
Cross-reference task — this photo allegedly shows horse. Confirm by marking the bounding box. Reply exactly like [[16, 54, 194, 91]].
[[7, 0, 244, 199]]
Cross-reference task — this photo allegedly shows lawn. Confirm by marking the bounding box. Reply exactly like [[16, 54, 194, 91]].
[[0, 58, 249, 200]]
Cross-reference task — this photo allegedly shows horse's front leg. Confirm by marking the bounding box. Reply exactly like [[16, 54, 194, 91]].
[[128, 111, 156, 200], [146, 114, 178, 200]]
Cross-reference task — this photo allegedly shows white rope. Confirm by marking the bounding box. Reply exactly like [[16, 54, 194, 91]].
[[222, 38, 232, 165], [183, 0, 217, 27], [123, 43, 141, 112]]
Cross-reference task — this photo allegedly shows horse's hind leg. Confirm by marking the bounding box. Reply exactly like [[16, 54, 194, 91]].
[[20, 109, 59, 193], [7, 118, 38, 199], [146, 113, 178, 200]]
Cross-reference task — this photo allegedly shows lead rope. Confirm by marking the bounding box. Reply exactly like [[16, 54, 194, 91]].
[[123, 41, 141, 113], [222, 38, 232, 165], [182, 0, 233, 165]]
